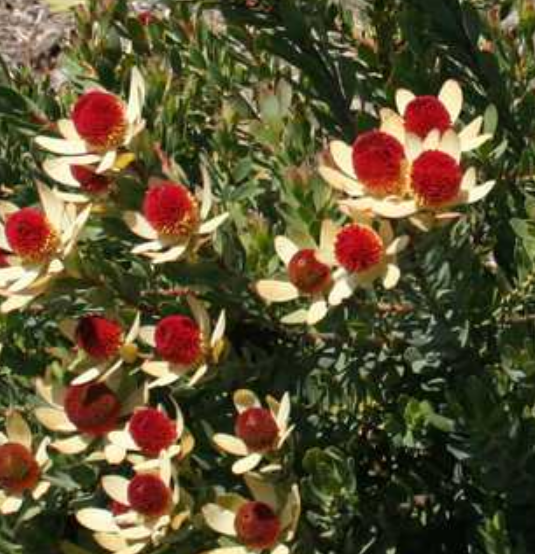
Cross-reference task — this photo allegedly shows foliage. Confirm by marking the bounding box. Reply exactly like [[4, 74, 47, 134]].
[[1, 1, 535, 554]]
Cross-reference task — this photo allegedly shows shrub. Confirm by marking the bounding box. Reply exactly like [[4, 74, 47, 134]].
[[0, 1, 534, 554]]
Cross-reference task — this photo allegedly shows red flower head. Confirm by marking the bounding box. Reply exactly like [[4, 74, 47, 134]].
[[64, 381, 121, 436], [154, 315, 203, 366], [288, 249, 331, 295], [352, 130, 407, 196], [0, 443, 40, 493], [411, 150, 462, 207], [404, 96, 451, 138], [235, 501, 281, 550], [71, 165, 112, 195], [129, 408, 177, 456], [75, 316, 123, 361], [142, 182, 199, 238], [72, 90, 127, 150], [127, 474, 171, 517], [235, 408, 279, 452], [335, 224, 384, 274], [5, 208, 59, 262]]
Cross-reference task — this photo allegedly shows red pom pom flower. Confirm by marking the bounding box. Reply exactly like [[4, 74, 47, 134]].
[[141, 294, 226, 388], [0, 183, 91, 313], [63, 381, 121, 436], [328, 216, 409, 305], [235, 501, 281, 549], [203, 474, 300, 553], [213, 389, 292, 474], [384, 80, 491, 152], [143, 182, 200, 239], [402, 133, 496, 217], [35, 68, 145, 180], [77, 466, 179, 552], [351, 130, 408, 196], [72, 91, 127, 151], [75, 316, 123, 361], [5, 208, 59, 263], [35, 376, 146, 455], [394, 80, 462, 139], [105, 404, 193, 466], [129, 408, 178, 456], [411, 150, 462, 207], [124, 176, 229, 265], [319, 80, 493, 222], [60, 313, 141, 386], [0, 412, 52, 515], [256, 220, 338, 326], [319, 128, 415, 219], [127, 473, 171, 517]]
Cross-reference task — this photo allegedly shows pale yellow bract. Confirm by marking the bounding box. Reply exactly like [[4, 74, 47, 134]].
[[213, 389, 293, 475], [0, 412, 52, 515]]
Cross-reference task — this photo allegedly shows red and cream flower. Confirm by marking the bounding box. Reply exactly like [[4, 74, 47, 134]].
[[58, 312, 141, 386], [213, 389, 293, 475], [104, 403, 195, 467], [327, 215, 409, 305], [140, 295, 226, 388], [0, 183, 91, 313], [381, 79, 491, 151], [124, 174, 229, 265], [42, 158, 118, 204], [318, 123, 411, 211], [76, 462, 188, 554], [255, 220, 338, 325], [320, 83, 493, 221], [35, 68, 145, 177], [202, 474, 300, 554], [0, 411, 51, 515], [34, 375, 147, 455], [338, 131, 495, 223]]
